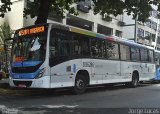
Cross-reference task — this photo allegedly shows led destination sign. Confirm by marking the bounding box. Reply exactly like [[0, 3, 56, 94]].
[[18, 26, 45, 36]]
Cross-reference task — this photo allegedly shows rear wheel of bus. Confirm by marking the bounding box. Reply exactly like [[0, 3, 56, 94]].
[[126, 72, 139, 88], [131, 73, 139, 87]]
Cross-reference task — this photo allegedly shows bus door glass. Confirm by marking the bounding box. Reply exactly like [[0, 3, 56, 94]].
[[155, 52, 160, 79], [49, 29, 73, 87], [140, 48, 149, 78]]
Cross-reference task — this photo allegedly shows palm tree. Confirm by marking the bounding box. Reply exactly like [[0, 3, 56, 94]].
[[0, 22, 13, 43], [0, 22, 13, 76]]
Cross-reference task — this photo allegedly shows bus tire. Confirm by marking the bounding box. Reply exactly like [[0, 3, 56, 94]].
[[73, 74, 87, 94], [131, 73, 139, 88]]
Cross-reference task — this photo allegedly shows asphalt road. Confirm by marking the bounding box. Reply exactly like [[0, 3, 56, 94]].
[[1, 82, 160, 114]]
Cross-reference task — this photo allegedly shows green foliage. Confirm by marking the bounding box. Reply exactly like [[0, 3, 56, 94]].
[[1, 0, 160, 23], [24, 0, 78, 18], [0, 22, 13, 73], [23, 0, 160, 23], [93, 0, 153, 22], [0, 0, 12, 17], [0, 22, 13, 43]]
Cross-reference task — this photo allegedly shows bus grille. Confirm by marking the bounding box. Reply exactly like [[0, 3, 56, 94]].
[[12, 64, 41, 73], [13, 81, 32, 87]]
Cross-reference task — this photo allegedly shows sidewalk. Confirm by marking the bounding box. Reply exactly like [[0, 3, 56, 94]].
[[0, 78, 9, 84]]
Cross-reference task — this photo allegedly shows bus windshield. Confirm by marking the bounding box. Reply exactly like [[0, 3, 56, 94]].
[[12, 33, 47, 63]]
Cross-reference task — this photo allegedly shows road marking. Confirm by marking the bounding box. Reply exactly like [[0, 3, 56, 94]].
[[154, 84, 160, 87], [0, 105, 18, 114], [41, 105, 79, 108]]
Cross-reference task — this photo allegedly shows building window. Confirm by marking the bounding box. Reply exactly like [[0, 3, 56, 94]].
[[158, 25, 160, 32], [152, 9, 158, 18], [151, 21, 157, 31], [157, 36, 160, 44], [137, 28, 144, 37], [152, 34, 156, 42], [48, 11, 63, 23], [145, 20, 151, 28], [145, 31, 151, 40], [66, 14, 93, 31], [97, 24, 113, 36], [77, 0, 92, 13], [115, 30, 122, 37]]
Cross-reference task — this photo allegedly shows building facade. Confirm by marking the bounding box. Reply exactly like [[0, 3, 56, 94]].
[[0, 0, 24, 44], [123, 5, 160, 50], [2, 0, 160, 50], [24, 0, 124, 38]]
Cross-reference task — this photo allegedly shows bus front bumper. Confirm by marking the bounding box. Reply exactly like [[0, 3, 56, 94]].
[[9, 76, 50, 88]]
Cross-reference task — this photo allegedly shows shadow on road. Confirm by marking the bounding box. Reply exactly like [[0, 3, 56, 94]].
[[0, 82, 156, 98]]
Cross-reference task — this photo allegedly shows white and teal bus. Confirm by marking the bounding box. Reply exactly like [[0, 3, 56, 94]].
[[9, 23, 155, 94]]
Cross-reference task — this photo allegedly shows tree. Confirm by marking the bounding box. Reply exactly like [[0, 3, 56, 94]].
[[0, 0, 12, 17], [0, 22, 13, 43], [24, 0, 78, 24], [1, 0, 160, 24], [0, 22, 13, 74]]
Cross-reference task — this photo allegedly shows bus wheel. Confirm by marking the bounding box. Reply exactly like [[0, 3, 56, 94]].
[[131, 73, 139, 88], [73, 75, 87, 94]]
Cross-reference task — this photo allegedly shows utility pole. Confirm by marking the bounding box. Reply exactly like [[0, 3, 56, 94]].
[[134, 0, 139, 43], [134, 17, 138, 43]]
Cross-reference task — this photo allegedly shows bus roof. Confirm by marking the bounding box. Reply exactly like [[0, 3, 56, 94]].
[[16, 23, 154, 50]]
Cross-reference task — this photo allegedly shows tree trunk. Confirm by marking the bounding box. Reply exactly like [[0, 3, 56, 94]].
[[35, 0, 51, 25]]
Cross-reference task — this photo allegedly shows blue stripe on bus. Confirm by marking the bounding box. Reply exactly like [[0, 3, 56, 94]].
[[12, 61, 42, 67], [96, 34, 105, 39], [73, 64, 76, 73], [153, 68, 160, 80], [10, 69, 40, 79]]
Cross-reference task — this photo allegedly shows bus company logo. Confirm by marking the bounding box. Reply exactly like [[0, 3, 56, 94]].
[[83, 62, 94, 67]]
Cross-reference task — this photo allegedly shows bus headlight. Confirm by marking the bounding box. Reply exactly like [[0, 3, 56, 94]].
[[35, 68, 46, 79]]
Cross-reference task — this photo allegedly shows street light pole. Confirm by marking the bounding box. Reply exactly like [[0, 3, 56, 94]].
[[134, 0, 139, 43], [134, 17, 138, 43]]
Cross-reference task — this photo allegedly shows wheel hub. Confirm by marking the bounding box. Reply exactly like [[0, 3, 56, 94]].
[[76, 79, 85, 89]]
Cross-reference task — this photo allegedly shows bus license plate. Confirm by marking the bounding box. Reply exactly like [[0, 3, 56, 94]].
[[18, 84, 26, 88]]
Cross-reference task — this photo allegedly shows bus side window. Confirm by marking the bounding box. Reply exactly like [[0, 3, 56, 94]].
[[149, 50, 154, 63], [91, 38, 102, 58], [73, 33, 90, 57], [131, 47, 140, 61], [49, 31, 57, 58], [120, 44, 130, 61], [106, 42, 119, 60], [82, 38, 90, 56], [140, 48, 148, 62]]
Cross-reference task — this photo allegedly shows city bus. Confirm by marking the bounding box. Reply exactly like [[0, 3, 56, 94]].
[[153, 50, 160, 81], [9, 23, 155, 94]]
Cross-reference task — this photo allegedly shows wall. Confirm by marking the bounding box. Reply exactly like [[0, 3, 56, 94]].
[[0, 0, 24, 30]]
